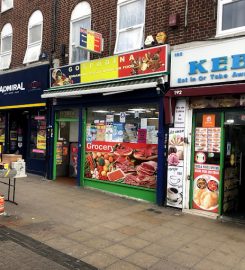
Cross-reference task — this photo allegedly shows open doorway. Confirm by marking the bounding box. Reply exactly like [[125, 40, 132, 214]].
[[55, 110, 79, 185], [223, 111, 245, 220]]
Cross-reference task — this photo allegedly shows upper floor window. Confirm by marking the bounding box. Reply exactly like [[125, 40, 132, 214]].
[[0, 23, 12, 70], [23, 10, 43, 64], [217, 0, 245, 36], [114, 0, 145, 54], [1, 0, 13, 13], [70, 2, 91, 64]]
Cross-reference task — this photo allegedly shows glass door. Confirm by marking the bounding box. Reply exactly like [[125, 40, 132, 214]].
[[190, 111, 224, 214]]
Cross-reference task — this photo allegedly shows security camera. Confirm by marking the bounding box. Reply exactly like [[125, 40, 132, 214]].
[[157, 77, 165, 85]]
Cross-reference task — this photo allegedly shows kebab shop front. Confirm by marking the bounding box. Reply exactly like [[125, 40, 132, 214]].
[[170, 37, 245, 220], [42, 45, 169, 203]]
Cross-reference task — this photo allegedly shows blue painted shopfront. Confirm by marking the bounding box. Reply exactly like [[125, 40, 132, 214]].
[[0, 64, 50, 176]]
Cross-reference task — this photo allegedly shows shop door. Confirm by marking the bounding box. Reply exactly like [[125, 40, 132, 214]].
[[223, 112, 245, 219], [54, 109, 79, 183], [190, 112, 223, 214]]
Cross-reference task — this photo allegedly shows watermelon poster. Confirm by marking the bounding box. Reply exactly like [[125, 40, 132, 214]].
[[85, 141, 158, 189]]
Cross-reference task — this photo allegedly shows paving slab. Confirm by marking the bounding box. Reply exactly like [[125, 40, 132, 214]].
[[1, 174, 245, 270]]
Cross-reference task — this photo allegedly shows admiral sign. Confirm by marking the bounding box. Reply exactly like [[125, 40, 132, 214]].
[[171, 37, 245, 87], [0, 64, 49, 106]]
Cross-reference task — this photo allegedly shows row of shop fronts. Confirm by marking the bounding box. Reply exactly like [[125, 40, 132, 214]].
[[1, 37, 245, 220]]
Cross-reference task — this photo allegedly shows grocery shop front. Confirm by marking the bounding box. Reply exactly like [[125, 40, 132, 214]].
[[42, 45, 170, 204], [169, 37, 245, 220]]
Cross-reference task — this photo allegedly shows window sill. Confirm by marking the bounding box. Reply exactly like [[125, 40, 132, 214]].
[[215, 31, 245, 40], [1, 7, 13, 13]]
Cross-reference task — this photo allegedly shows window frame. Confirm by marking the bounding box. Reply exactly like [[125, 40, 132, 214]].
[[69, 1, 91, 64], [0, 23, 13, 70], [114, 0, 146, 55], [23, 10, 43, 64], [216, 0, 245, 37], [1, 0, 13, 13]]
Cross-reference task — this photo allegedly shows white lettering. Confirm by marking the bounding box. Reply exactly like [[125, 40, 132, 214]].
[[0, 82, 25, 93], [86, 143, 113, 152]]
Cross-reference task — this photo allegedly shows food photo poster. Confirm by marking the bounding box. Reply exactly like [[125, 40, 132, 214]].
[[166, 128, 184, 208]]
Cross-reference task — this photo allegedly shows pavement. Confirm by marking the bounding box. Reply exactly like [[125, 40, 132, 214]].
[[0, 174, 245, 270]]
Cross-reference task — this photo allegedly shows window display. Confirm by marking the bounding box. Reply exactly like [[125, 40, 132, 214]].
[[85, 104, 159, 189], [30, 113, 46, 159]]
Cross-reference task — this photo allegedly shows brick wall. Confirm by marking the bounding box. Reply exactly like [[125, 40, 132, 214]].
[[0, 0, 217, 70], [0, 0, 53, 69]]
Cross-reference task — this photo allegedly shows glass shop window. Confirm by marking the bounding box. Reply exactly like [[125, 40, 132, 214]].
[[85, 103, 159, 189], [29, 113, 46, 159]]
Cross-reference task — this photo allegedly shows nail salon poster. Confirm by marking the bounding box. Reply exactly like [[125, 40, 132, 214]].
[[166, 128, 185, 208]]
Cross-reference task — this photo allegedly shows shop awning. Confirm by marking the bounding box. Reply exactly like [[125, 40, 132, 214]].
[[166, 82, 245, 97], [41, 77, 165, 99]]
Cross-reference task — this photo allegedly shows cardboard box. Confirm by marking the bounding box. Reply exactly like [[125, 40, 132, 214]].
[[2, 154, 22, 165]]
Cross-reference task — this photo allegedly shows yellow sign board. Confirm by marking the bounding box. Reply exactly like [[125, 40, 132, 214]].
[[80, 56, 118, 84]]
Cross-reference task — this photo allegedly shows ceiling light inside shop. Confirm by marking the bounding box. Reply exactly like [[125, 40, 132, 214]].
[[93, 110, 110, 113], [128, 108, 145, 112], [226, 119, 234, 124], [150, 108, 156, 111], [148, 117, 158, 120], [126, 111, 136, 114]]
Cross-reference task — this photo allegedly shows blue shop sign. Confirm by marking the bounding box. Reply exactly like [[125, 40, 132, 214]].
[[170, 38, 245, 87], [0, 64, 49, 106]]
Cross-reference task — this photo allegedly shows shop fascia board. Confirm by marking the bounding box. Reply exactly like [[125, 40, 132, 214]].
[[166, 82, 245, 97], [41, 81, 158, 98]]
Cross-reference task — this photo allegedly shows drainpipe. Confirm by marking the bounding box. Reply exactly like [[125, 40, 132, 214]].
[[184, 0, 188, 28], [51, 0, 58, 64]]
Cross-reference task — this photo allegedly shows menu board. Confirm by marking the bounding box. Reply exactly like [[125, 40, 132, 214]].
[[207, 128, 221, 153], [195, 128, 208, 152], [195, 127, 221, 153]]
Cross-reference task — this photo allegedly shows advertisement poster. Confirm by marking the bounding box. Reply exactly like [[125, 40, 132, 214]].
[[207, 128, 221, 153], [174, 99, 186, 128], [202, 114, 215, 128], [69, 143, 78, 177], [85, 141, 158, 189], [167, 128, 185, 208], [195, 127, 221, 153], [37, 130, 46, 150], [167, 166, 183, 207], [112, 123, 124, 142], [56, 142, 63, 165], [96, 123, 106, 141], [137, 129, 147, 143], [167, 128, 184, 167], [193, 164, 220, 213], [0, 129, 5, 143]]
